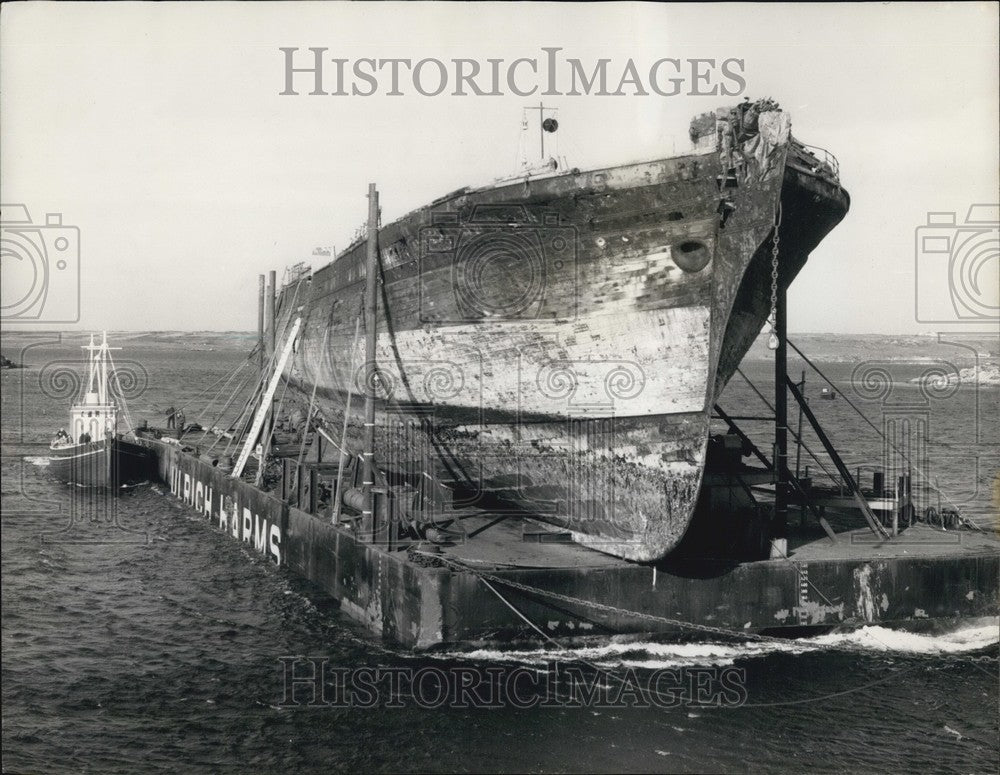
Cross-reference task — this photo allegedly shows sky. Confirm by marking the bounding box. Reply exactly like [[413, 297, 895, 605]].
[[1, 1, 997, 334]]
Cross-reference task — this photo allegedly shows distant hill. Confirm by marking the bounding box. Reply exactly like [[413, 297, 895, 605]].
[[0, 330, 256, 351], [2, 330, 997, 366]]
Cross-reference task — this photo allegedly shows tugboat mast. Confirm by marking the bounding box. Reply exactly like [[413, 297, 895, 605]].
[[72, 332, 121, 444], [81, 332, 116, 405]]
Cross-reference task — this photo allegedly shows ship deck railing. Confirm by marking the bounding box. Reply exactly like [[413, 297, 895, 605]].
[[792, 141, 841, 179]]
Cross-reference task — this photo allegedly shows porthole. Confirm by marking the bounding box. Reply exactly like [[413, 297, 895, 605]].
[[674, 240, 711, 273]]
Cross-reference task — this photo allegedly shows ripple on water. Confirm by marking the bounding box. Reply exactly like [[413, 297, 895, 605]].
[[2, 347, 998, 774]]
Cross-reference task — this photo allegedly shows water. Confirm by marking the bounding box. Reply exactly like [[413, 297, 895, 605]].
[[725, 357, 999, 527], [2, 336, 998, 774]]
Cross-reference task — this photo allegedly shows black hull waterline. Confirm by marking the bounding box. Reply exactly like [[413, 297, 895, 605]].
[[47, 438, 156, 490]]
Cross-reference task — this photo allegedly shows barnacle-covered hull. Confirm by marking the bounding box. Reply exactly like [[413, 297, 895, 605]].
[[277, 105, 849, 562]]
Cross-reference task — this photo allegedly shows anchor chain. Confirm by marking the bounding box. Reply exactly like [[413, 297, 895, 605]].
[[767, 202, 782, 350]]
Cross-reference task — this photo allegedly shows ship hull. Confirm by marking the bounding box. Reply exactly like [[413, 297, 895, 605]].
[[47, 438, 155, 489], [277, 112, 849, 561]]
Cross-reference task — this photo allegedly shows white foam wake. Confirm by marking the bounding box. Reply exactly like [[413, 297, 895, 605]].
[[24, 456, 51, 467], [433, 639, 804, 669], [809, 621, 999, 655], [430, 619, 999, 668]]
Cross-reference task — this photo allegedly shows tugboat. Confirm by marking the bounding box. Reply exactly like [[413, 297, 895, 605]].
[[47, 332, 154, 488]]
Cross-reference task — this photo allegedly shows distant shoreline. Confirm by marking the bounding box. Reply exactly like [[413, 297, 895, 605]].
[[2, 330, 996, 365]]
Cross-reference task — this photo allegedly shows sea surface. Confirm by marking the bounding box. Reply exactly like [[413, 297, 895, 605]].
[[2, 335, 998, 774]]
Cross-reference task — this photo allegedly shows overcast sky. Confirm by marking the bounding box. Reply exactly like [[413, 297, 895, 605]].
[[2, 2, 997, 333]]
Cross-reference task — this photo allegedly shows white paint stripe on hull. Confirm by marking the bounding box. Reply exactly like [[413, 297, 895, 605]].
[[336, 305, 713, 417]]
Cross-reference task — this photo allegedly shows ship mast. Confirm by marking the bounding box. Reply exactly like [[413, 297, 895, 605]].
[[82, 333, 104, 404], [522, 103, 559, 168], [72, 331, 121, 444], [362, 183, 379, 539], [80, 332, 120, 405]]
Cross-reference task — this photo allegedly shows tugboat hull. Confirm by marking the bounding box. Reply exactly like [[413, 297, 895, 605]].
[[47, 438, 155, 489]]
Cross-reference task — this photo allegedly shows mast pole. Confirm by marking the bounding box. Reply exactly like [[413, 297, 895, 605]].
[[539, 101, 545, 160], [794, 370, 805, 480], [260, 270, 276, 469], [85, 334, 96, 397], [258, 274, 266, 379], [99, 331, 108, 405], [268, 270, 277, 355], [105, 332, 112, 482], [363, 183, 379, 539]]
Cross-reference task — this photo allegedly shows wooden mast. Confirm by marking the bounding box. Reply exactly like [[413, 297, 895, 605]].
[[362, 183, 379, 539], [258, 270, 276, 483], [257, 274, 265, 378]]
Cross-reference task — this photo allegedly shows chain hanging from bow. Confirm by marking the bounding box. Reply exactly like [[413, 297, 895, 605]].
[[767, 202, 783, 351]]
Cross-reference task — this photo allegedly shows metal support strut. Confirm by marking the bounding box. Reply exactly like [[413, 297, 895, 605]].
[[786, 377, 890, 539]]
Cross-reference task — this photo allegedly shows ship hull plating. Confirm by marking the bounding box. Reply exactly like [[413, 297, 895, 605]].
[[279, 113, 849, 561], [47, 438, 155, 489]]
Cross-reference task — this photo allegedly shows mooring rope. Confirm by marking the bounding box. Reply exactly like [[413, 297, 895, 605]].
[[293, 327, 331, 474], [253, 276, 311, 485], [108, 350, 136, 436], [193, 358, 253, 441], [202, 366, 259, 454], [221, 327, 293, 456], [470, 570, 709, 702], [419, 552, 997, 662], [171, 345, 259, 416], [421, 552, 804, 648]]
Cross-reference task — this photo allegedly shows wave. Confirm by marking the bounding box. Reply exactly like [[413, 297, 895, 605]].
[[428, 619, 999, 669], [809, 620, 999, 655]]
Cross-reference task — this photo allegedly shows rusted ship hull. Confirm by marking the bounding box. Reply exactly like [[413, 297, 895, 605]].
[[277, 108, 849, 561]]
